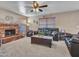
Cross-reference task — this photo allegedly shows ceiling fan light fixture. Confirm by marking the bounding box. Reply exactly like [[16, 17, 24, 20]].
[[36, 8, 39, 12], [26, 1, 48, 12], [33, 8, 39, 12], [33, 8, 36, 11]]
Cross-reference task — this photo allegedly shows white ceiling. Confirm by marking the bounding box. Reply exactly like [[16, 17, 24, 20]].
[[0, 1, 79, 17]]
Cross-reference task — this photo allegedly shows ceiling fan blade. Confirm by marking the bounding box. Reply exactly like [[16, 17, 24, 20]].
[[39, 9, 43, 12], [39, 5, 48, 8]]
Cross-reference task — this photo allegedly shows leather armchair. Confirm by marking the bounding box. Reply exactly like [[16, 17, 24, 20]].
[[27, 30, 34, 37]]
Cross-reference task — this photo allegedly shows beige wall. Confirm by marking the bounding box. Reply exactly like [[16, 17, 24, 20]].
[[0, 9, 27, 24], [42, 10, 79, 34]]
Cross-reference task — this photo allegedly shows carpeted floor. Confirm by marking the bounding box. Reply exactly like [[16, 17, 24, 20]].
[[0, 37, 71, 57]]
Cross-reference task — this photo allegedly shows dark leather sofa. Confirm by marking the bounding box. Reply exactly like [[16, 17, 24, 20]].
[[38, 28, 59, 41], [64, 34, 79, 57], [26, 30, 33, 37], [26, 28, 59, 41]]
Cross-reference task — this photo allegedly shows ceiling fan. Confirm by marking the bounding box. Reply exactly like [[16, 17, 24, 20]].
[[26, 1, 48, 12]]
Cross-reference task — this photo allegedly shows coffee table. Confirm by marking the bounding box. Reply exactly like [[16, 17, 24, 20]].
[[31, 35, 53, 48]]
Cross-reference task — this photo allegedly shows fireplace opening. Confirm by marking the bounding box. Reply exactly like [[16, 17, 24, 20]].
[[5, 29, 16, 36]]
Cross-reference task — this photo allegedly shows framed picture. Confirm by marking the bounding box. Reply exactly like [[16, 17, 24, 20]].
[[5, 16, 13, 21]]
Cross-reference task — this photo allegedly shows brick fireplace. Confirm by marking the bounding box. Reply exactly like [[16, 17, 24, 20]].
[[0, 23, 24, 44]]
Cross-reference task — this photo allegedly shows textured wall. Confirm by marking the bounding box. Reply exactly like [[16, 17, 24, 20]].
[[0, 9, 27, 24], [28, 16, 39, 31]]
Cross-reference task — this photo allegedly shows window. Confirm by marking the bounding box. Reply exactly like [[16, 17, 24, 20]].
[[39, 17, 56, 28]]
